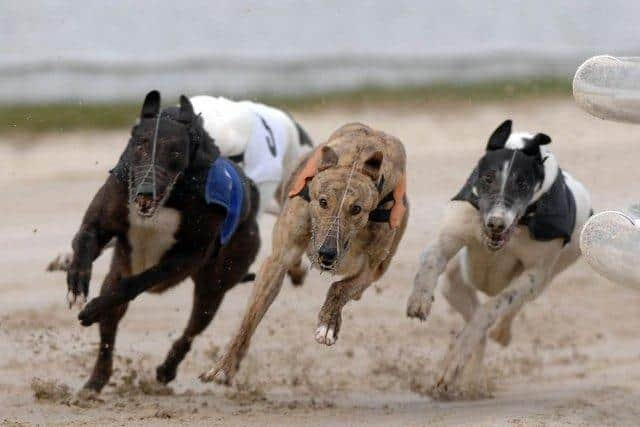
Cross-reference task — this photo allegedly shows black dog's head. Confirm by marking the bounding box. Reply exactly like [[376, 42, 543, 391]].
[[475, 120, 552, 250], [127, 90, 216, 217]]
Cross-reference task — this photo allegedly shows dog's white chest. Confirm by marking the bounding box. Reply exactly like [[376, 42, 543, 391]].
[[127, 207, 181, 274]]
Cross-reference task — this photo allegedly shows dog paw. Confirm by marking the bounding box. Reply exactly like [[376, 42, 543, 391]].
[[287, 265, 308, 287], [66, 262, 92, 307], [406, 291, 434, 320], [78, 294, 122, 326], [73, 387, 104, 405], [315, 324, 338, 346], [489, 323, 512, 347], [47, 252, 74, 272], [156, 363, 177, 385], [199, 357, 237, 385], [315, 309, 342, 346]]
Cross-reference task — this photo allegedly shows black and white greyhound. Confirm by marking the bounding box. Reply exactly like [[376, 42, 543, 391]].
[[406, 120, 592, 398]]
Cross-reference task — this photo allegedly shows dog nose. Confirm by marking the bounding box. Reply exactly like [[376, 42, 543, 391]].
[[487, 216, 506, 233], [318, 245, 337, 265]]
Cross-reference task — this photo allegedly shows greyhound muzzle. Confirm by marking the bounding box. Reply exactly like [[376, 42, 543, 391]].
[[483, 206, 517, 251]]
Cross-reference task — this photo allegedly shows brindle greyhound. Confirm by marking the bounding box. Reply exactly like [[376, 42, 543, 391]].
[[67, 90, 260, 393], [200, 123, 408, 385]]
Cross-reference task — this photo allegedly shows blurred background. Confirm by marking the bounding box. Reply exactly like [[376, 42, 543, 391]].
[[2, 0, 640, 131]]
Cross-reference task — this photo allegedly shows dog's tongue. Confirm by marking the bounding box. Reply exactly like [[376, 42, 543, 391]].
[[581, 208, 640, 290]]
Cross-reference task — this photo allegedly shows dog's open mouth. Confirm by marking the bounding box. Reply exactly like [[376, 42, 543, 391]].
[[319, 261, 335, 271], [134, 194, 160, 217], [483, 226, 515, 251]]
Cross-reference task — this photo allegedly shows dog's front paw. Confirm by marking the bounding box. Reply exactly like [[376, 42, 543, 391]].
[[315, 324, 337, 346], [67, 261, 92, 308], [47, 252, 74, 272], [199, 355, 238, 385], [315, 311, 341, 346], [489, 322, 512, 347], [406, 290, 434, 320], [78, 294, 122, 326]]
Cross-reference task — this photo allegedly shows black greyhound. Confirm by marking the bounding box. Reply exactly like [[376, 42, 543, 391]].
[[66, 90, 260, 393]]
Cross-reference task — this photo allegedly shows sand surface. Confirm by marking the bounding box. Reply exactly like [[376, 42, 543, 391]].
[[3, 98, 640, 426]]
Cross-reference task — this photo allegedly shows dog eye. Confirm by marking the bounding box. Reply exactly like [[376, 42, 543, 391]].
[[319, 198, 328, 209], [482, 172, 495, 184], [516, 178, 528, 191], [350, 205, 362, 215]]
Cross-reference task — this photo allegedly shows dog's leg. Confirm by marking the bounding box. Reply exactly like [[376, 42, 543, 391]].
[[156, 274, 226, 384], [47, 240, 116, 272], [441, 253, 478, 322], [78, 243, 208, 327], [488, 311, 517, 347], [287, 258, 307, 286], [199, 252, 295, 384], [315, 266, 373, 346], [435, 264, 550, 396], [67, 175, 127, 306], [407, 234, 464, 320], [200, 200, 309, 385], [82, 251, 129, 394]]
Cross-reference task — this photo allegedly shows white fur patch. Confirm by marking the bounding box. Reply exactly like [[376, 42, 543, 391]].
[[128, 207, 181, 274], [504, 132, 534, 150], [531, 146, 558, 203]]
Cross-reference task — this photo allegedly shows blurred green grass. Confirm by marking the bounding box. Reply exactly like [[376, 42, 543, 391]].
[[1, 79, 571, 134]]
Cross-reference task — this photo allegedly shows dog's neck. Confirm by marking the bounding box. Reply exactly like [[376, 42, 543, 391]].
[[505, 132, 559, 204]]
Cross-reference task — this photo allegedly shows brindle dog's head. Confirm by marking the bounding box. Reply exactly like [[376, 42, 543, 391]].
[[126, 90, 215, 217], [475, 120, 550, 250], [307, 146, 384, 271]]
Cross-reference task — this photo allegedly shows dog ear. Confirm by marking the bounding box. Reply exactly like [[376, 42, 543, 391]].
[[486, 119, 512, 151], [318, 146, 339, 171], [288, 149, 323, 198], [141, 90, 161, 119], [178, 95, 196, 123], [390, 173, 407, 229], [533, 133, 551, 146], [362, 150, 384, 181], [522, 133, 552, 156]]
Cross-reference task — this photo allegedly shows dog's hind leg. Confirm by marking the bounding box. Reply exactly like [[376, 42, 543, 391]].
[[156, 273, 226, 384], [488, 311, 517, 347], [287, 258, 307, 286], [82, 247, 130, 394], [435, 261, 554, 397], [200, 199, 309, 385], [199, 253, 292, 384], [157, 218, 261, 384]]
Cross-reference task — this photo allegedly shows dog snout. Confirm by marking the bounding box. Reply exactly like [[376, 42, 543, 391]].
[[318, 242, 337, 267], [486, 216, 506, 234]]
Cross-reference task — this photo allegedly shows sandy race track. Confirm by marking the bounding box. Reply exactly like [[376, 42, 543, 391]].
[[3, 98, 640, 426]]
